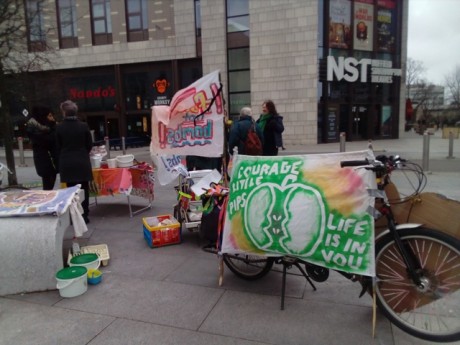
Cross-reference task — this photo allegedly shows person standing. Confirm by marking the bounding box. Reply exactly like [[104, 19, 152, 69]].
[[56, 100, 93, 224], [228, 106, 263, 155], [256, 100, 284, 156], [26, 106, 58, 190]]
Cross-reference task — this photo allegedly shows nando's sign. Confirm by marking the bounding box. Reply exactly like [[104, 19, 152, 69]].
[[327, 56, 401, 84], [69, 85, 116, 99]]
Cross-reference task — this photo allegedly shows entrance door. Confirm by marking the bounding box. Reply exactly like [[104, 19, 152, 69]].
[[86, 116, 106, 142], [351, 105, 368, 140], [107, 118, 120, 139]]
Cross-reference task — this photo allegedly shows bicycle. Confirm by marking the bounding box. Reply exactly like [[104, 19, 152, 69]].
[[203, 154, 460, 342]]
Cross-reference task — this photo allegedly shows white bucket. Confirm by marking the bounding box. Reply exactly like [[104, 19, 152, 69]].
[[56, 266, 88, 298], [90, 156, 102, 168], [107, 158, 117, 168], [116, 154, 134, 168], [69, 253, 101, 271]]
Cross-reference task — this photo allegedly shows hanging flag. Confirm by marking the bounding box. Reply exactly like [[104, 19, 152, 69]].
[[150, 70, 224, 157]]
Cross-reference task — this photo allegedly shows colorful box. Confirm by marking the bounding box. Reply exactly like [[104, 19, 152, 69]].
[[143, 214, 181, 248]]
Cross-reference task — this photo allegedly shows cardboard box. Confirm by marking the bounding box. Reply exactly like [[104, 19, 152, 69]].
[[143, 215, 181, 248]]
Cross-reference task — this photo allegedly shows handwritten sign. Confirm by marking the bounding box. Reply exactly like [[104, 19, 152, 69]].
[[150, 70, 224, 157], [221, 150, 377, 277]]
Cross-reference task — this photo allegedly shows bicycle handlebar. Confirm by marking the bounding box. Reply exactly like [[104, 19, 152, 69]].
[[340, 159, 370, 168]]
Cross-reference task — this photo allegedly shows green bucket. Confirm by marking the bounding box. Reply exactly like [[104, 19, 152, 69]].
[[69, 253, 100, 271], [55, 266, 88, 298]]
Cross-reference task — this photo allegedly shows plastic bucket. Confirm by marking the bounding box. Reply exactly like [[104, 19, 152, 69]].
[[90, 156, 102, 168], [87, 268, 103, 285], [56, 266, 88, 298], [69, 253, 100, 271], [116, 154, 134, 168], [107, 158, 117, 168]]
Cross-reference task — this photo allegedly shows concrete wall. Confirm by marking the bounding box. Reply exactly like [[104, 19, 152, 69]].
[[250, 0, 318, 145], [45, 0, 195, 70]]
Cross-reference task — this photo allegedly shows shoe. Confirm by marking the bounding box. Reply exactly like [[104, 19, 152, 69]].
[[84, 216, 90, 224]]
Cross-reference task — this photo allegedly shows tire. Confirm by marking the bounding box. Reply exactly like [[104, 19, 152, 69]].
[[375, 227, 460, 342], [223, 253, 274, 280]]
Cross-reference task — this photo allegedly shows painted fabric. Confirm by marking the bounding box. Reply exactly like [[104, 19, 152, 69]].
[[0, 185, 81, 217], [151, 70, 224, 157], [221, 150, 377, 277]]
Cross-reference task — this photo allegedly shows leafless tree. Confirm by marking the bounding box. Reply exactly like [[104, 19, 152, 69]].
[[0, 0, 56, 185], [405, 57, 426, 96], [444, 65, 460, 111]]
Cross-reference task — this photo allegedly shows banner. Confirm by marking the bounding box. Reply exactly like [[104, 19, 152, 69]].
[[150, 70, 224, 157], [221, 150, 377, 277], [376, 0, 396, 53], [0, 185, 80, 217], [150, 153, 185, 186], [329, 0, 351, 49], [353, 0, 374, 51]]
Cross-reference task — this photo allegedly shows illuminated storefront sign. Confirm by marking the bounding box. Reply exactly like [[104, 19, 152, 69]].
[[327, 56, 401, 83], [153, 77, 171, 105]]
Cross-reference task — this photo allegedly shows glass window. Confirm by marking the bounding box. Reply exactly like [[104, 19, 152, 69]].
[[229, 71, 250, 93], [26, 0, 46, 51], [57, 0, 78, 48], [91, 0, 112, 45], [126, 0, 148, 42], [227, 0, 248, 17], [195, 0, 201, 37], [227, 16, 249, 33], [229, 93, 250, 117], [228, 48, 249, 70]]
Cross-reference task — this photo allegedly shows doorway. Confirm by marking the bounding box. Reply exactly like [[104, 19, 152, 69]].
[[351, 105, 368, 140], [86, 116, 106, 142]]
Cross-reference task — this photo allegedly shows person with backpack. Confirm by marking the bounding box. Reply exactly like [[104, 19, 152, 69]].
[[228, 106, 263, 156], [256, 100, 284, 156]]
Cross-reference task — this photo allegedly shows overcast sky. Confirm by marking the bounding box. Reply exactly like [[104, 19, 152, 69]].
[[408, 0, 460, 85]]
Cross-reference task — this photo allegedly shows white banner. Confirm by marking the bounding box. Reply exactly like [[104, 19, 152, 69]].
[[221, 150, 377, 277], [150, 70, 224, 157]]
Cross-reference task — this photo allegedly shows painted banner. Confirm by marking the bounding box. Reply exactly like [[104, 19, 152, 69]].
[[353, 0, 374, 51], [329, 0, 351, 49], [0, 185, 80, 217], [151, 153, 186, 186], [150, 70, 224, 157], [221, 150, 377, 277], [376, 0, 396, 53]]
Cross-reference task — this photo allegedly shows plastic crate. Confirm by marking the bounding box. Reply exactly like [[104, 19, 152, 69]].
[[80, 244, 110, 266], [143, 215, 181, 248]]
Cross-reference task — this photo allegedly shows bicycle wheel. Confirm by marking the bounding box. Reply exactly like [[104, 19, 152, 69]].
[[375, 227, 460, 342], [223, 253, 274, 280]]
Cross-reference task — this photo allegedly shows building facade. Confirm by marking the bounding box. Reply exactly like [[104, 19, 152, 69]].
[[12, 0, 408, 145]]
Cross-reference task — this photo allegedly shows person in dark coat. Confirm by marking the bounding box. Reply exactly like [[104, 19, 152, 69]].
[[228, 106, 263, 156], [26, 106, 58, 190], [56, 100, 93, 223], [256, 100, 284, 156]]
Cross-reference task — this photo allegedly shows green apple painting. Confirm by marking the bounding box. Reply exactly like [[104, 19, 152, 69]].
[[221, 150, 377, 277]]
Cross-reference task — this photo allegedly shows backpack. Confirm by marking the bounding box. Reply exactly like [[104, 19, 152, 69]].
[[240, 121, 263, 155]]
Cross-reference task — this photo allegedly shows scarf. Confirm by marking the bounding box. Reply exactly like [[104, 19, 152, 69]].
[[258, 113, 271, 131]]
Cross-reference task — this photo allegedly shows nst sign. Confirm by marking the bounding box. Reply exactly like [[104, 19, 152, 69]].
[[327, 56, 401, 84]]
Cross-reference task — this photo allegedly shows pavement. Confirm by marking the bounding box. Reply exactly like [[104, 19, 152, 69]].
[[0, 129, 459, 345]]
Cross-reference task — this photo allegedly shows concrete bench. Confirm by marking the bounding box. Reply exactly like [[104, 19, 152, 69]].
[[0, 190, 83, 296]]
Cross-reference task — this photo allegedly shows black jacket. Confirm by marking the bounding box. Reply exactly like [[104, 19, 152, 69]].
[[257, 114, 284, 156], [56, 117, 93, 183], [26, 118, 58, 178]]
